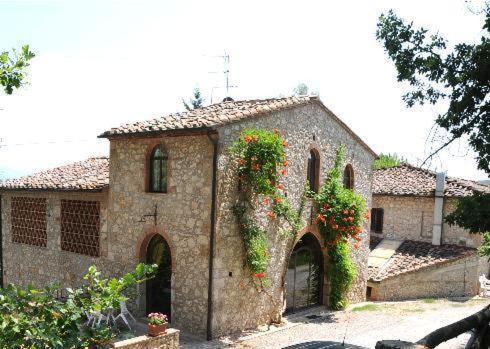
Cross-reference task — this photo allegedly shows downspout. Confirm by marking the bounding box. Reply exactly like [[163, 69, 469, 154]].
[[432, 172, 446, 246], [206, 131, 219, 341]]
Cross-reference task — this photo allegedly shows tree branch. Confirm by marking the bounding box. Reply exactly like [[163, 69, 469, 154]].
[[420, 135, 459, 168]]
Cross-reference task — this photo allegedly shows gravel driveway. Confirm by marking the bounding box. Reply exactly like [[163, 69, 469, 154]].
[[180, 298, 490, 349]]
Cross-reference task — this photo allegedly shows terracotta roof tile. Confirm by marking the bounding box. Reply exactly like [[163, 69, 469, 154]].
[[0, 157, 109, 192], [369, 239, 476, 282], [373, 164, 490, 197], [98, 96, 377, 157], [99, 96, 313, 138]]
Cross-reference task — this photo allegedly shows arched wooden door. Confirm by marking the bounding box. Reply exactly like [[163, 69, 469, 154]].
[[146, 234, 172, 319], [285, 233, 323, 313]]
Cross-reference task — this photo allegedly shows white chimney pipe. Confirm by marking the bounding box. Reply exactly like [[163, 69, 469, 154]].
[[432, 172, 446, 245]]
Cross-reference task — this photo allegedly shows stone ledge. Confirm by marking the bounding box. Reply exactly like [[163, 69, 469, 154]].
[[112, 328, 180, 349]]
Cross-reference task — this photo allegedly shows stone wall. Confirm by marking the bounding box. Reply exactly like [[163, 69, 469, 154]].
[[368, 255, 488, 301], [212, 103, 375, 336], [372, 195, 481, 247], [112, 329, 179, 349], [0, 190, 113, 289], [0, 134, 214, 338], [106, 135, 213, 337]]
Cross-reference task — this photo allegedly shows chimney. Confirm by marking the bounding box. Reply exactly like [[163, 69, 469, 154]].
[[432, 172, 446, 245]]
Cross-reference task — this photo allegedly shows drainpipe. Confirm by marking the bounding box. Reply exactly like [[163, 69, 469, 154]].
[[432, 172, 446, 246], [206, 131, 219, 341]]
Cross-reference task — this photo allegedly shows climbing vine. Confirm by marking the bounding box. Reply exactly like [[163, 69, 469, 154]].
[[230, 128, 305, 287], [314, 145, 368, 309]]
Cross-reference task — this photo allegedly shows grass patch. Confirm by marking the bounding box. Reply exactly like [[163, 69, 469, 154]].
[[422, 298, 436, 304], [352, 304, 378, 312]]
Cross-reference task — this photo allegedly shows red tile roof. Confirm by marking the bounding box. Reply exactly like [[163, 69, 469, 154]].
[[0, 157, 109, 192], [99, 95, 377, 157], [368, 239, 476, 282], [373, 164, 490, 197]]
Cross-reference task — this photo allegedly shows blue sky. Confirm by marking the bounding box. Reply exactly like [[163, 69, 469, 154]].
[[0, 0, 488, 181]]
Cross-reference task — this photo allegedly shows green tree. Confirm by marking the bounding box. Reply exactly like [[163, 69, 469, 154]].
[[0, 45, 35, 95], [377, 6, 490, 256], [182, 87, 204, 111], [374, 153, 407, 169], [292, 83, 309, 96], [0, 263, 156, 348], [376, 7, 489, 173]]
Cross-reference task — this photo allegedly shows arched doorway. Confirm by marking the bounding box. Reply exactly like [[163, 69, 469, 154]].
[[146, 234, 172, 319], [285, 233, 323, 313]]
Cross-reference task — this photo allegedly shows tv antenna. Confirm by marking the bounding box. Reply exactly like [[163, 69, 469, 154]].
[[209, 51, 237, 103]]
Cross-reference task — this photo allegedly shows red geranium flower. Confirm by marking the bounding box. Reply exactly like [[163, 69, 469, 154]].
[[253, 272, 266, 278], [282, 139, 289, 148], [267, 211, 277, 220], [244, 135, 252, 144], [263, 198, 270, 205], [283, 160, 289, 167], [281, 168, 287, 175]]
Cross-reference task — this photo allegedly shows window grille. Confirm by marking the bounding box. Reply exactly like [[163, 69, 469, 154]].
[[61, 200, 100, 257], [11, 197, 47, 247]]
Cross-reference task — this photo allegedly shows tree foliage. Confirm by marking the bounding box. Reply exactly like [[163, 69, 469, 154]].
[[293, 83, 309, 96], [374, 153, 407, 169], [314, 146, 368, 309], [0, 263, 156, 348], [376, 7, 490, 173], [0, 45, 35, 95], [182, 87, 204, 110]]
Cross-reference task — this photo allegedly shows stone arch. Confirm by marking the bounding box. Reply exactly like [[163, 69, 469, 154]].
[[284, 231, 325, 313], [135, 227, 175, 318]]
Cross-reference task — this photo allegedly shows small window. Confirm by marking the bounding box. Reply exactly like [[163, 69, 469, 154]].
[[149, 145, 168, 193], [307, 150, 319, 192], [370, 208, 384, 233], [343, 164, 354, 190]]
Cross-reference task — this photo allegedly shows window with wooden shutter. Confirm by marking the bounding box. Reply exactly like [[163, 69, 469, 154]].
[[61, 200, 100, 257], [370, 208, 384, 233], [11, 197, 47, 247]]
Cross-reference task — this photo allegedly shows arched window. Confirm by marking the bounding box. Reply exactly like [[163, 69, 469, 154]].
[[149, 145, 168, 193], [307, 150, 319, 192], [343, 164, 354, 190]]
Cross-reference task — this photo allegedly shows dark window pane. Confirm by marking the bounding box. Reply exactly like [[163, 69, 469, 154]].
[[149, 145, 168, 193]]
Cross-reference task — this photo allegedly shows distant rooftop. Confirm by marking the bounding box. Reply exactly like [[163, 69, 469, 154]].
[[368, 238, 476, 282], [373, 164, 490, 197], [0, 157, 109, 192]]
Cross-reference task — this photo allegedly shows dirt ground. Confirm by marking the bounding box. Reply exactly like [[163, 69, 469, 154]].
[[180, 297, 490, 349]]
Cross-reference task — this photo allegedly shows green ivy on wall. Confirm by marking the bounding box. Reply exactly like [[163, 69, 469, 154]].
[[314, 145, 368, 309], [230, 128, 305, 287]]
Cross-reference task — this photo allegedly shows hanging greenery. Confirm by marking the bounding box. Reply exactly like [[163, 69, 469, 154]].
[[230, 128, 305, 287], [314, 145, 368, 309]]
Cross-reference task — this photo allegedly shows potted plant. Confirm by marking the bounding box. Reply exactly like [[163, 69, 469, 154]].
[[147, 313, 168, 337]]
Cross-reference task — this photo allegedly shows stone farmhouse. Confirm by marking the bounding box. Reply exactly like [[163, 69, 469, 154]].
[[0, 96, 377, 338], [367, 164, 490, 301]]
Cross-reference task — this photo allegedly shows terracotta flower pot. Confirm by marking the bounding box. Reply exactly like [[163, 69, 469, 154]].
[[148, 323, 167, 337]]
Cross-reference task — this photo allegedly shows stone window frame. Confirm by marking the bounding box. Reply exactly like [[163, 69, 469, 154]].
[[11, 196, 47, 248], [343, 164, 354, 190], [60, 199, 101, 257]]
